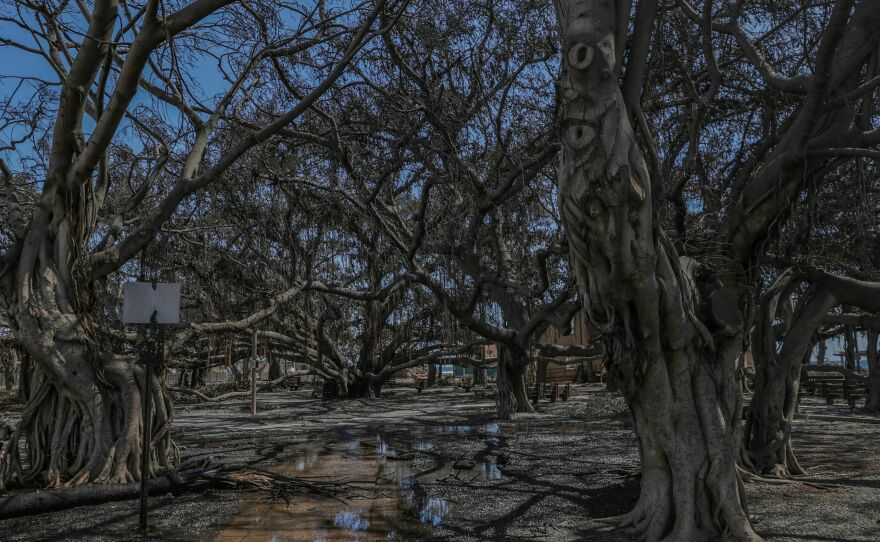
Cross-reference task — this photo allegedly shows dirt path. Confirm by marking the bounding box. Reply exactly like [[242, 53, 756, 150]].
[[1, 386, 878, 541]]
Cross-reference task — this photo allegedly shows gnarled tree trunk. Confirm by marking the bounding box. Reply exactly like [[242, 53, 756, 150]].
[[2, 281, 177, 489], [742, 273, 829, 477], [495, 346, 534, 420], [745, 272, 880, 476], [556, 2, 759, 538]]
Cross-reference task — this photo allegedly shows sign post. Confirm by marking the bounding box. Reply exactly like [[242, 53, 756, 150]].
[[122, 281, 180, 534], [139, 314, 157, 533], [251, 328, 258, 416]]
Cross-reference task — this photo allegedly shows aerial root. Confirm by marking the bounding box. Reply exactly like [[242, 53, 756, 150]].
[[1, 369, 178, 490], [736, 465, 840, 490], [590, 505, 648, 530], [590, 507, 666, 542]]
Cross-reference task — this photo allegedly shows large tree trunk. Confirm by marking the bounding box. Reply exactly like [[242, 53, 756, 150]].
[[556, 3, 759, 539], [867, 330, 880, 412], [495, 346, 535, 420], [2, 301, 176, 489], [363, 372, 390, 398], [742, 274, 829, 478], [495, 360, 516, 420], [744, 353, 808, 478], [2, 200, 177, 489], [341, 372, 385, 399], [745, 273, 880, 474]]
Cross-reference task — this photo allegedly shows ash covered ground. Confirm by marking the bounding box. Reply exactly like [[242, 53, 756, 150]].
[[1, 384, 878, 541]]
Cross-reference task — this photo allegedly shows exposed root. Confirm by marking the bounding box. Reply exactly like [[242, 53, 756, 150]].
[[736, 465, 840, 490], [0, 460, 347, 519], [0, 365, 177, 490]]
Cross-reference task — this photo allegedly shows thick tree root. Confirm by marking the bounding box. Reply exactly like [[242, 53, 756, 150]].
[[738, 427, 805, 479], [0, 468, 200, 519], [736, 465, 841, 490], [0, 366, 177, 489], [0, 462, 344, 519]]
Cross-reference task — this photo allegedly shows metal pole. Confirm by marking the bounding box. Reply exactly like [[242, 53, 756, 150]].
[[251, 366, 257, 415], [139, 323, 155, 533], [251, 328, 257, 415], [139, 364, 152, 532]]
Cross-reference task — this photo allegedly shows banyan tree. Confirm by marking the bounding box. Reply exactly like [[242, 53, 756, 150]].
[[0, 0, 396, 488], [0, 4, 877, 542], [556, 0, 880, 539]]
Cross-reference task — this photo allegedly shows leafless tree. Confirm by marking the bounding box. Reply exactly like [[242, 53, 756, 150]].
[[0, 0, 396, 488], [556, 0, 880, 539]]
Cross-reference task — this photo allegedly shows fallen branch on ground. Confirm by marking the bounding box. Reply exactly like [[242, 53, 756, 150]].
[[0, 460, 343, 519], [169, 371, 314, 402]]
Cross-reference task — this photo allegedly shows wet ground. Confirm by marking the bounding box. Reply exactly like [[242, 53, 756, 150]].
[[1, 385, 879, 541]]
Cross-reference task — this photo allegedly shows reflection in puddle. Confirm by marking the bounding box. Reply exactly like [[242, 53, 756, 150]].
[[293, 448, 320, 472], [480, 461, 502, 481], [333, 510, 370, 532], [212, 423, 505, 540], [419, 498, 451, 527], [413, 440, 433, 451]]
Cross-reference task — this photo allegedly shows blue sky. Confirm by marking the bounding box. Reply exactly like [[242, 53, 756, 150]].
[[812, 334, 874, 370], [0, 9, 235, 170]]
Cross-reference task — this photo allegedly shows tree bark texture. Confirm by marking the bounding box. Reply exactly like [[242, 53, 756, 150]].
[[742, 273, 825, 477], [745, 272, 880, 475], [495, 346, 534, 420], [556, 2, 759, 539]]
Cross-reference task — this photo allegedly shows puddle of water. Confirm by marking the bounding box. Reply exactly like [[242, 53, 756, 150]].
[[213, 448, 418, 541], [480, 461, 502, 481], [212, 424, 504, 541], [292, 448, 321, 472], [418, 498, 450, 527]]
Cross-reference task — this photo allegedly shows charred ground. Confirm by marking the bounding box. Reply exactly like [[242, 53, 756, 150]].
[[1, 385, 878, 541]]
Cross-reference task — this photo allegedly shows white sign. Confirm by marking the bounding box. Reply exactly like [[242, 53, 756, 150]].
[[122, 282, 181, 324]]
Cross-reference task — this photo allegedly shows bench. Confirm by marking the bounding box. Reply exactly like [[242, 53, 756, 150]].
[[800, 368, 868, 410], [531, 382, 571, 405]]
